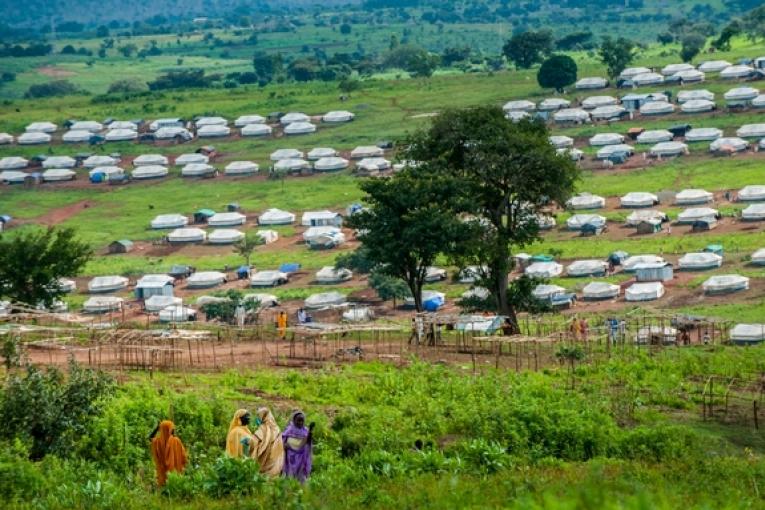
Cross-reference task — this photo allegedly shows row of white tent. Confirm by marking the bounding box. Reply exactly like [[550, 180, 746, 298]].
[[555, 137, 765, 162], [150, 209, 341, 229], [569, 185, 765, 210]]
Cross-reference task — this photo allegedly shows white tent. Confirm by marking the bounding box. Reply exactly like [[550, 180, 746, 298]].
[[720, 65, 754, 79], [650, 141, 688, 157], [343, 307, 373, 322], [88, 276, 129, 293], [698, 60, 731, 73], [43, 156, 76, 169], [131, 165, 168, 179], [582, 96, 617, 109], [208, 229, 245, 244], [625, 282, 665, 301], [619, 67, 652, 79], [623, 255, 665, 272], [724, 87, 759, 103], [589, 133, 624, 146], [636, 326, 677, 344], [596, 144, 634, 159], [575, 77, 607, 89], [458, 266, 486, 284], [730, 324, 765, 344], [752, 94, 765, 108], [105, 129, 137, 141], [187, 271, 227, 288], [678, 252, 722, 270], [677, 207, 718, 223], [685, 127, 722, 142], [17, 132, 51, 145], [62, 130, 93, 143], [591, 105, 626, 120], [567, 193, 605, 209], [752, 248, 765, 265], [558, 148, 584, 161], [42, 169, 76, 182], [567, 214, 606, 230], [250, 270, 289, 287], [25, 121, 57, 133], [549, 135, 574, 148], [181, 163, 216, 177], [537, 98, 571, 111], [677, 89, 714, 103], [274, 158, 310, 172], [0, 133, 12, 145], [351, 145, 384, 159], [305, 291, 347, 309], [566, 260, 608, 277], [582, 282, 620, 300], [244, 293, 279, 308], [507, 111, 529, 122], [149, 118, 183, 131], [673, 69, 705, 82], [503, 100, 536, 112], [134, 154, 168, 166], [303, 225, 342, 243], [737, 124, 765, 138], [197, 125, 231, 138], [258, 208, 295, 225], [70, 121, 103, 132], [636, 130, 673, 144], [703, 274, 749, 294], [681, 99, 715, 113], [195, 116, 227, 128], [144, 295, 182, 313], [640, 102, 675, 115], [284, 122, 317, 135], [108, 121, 137, 130], [83, 296, 123, 313], [532, 284, 566, 300], [224, 161, 258, 176], [357, 157, 391, 172], [553, 108, 590, 123], [461, 287, 489, 300], [167, 228, 207, 243], [175, 153, 208, 165], [208, 212, 246, 226], [316, 266, 353, 284], [675, 189, 713, 205], [525, 261, 563, 278], [740, 185, 765, 203], [159, 305, 196, 323], [742, 204, 765, 220], [631, 72, 664, 86], [151, 213, 187, 229], [155, 127, 193, 140], [241, 124, 272, 136], [280, 112, 310, 125], [195, 296, 229, 306], [322, 110, 355, 123], [271, 148, 304, 161], [314, 157, 349, 171], [235, 115, 266, 127], [0, 157, 28, 170], [661, 63, 694, 76], [424, 267, 447, 282], [621, 192, 658, 208], [307, 147, 337, 160], [710, 137, 748, 153], [89, 166, 123, 179], [256, 230, 278, 244], [626, 209, 665, 226], [83, 155, 117, 168]]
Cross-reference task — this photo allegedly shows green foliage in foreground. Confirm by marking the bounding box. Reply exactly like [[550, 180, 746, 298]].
[[1, 347, 765, 508]]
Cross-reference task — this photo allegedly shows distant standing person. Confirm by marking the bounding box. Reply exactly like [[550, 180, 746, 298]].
[[251, 407, 285, 477], [149, 420, 188, 487], [282, 410, 314, 483], [226, 409, 254, 458], [277, 311, 288, 339]]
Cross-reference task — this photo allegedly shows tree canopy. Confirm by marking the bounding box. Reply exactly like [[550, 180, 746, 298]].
[[0, 227, 92, 308], [537, 54, 578, 92], [502, 30, 554, 69], [598, 36, 636, 79]]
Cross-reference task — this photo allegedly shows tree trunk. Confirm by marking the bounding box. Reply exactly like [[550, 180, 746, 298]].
[[492, 253, 521, 334], [407, 277, 423, 312]]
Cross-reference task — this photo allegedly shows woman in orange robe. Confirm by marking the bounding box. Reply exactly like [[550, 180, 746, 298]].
[[150, 420, 188, 486]]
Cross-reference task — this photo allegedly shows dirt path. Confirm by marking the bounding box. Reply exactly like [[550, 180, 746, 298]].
[[33, 200, 93, 226], [37, 66, 76, 78]]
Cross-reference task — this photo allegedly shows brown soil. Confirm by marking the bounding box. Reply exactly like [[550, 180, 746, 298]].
[[37, 66, 76, 78], [33, 200, 93, 226]]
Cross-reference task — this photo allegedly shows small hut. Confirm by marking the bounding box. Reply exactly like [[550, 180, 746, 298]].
[[108, 239, 134, 254]]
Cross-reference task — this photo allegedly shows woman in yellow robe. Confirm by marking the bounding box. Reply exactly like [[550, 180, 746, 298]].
[[226, 409, 255, 458], [250, 407, 284, 476], [150, 420, 187, 486]]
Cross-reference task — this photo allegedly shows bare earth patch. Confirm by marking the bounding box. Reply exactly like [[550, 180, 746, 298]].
[[37, 66, 76, 78]]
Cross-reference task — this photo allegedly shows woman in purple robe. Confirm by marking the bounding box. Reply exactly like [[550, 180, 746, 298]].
[[282, 410, 313, 483]]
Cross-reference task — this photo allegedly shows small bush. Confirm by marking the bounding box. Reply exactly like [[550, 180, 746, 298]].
[[24, 80, 80, 99]]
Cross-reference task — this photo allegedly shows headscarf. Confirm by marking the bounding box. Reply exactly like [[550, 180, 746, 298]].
[[281, 410, 312, 482], [151, 420, 187, 486], [225, 409, 253, 458], [252, 407, 284, 477]]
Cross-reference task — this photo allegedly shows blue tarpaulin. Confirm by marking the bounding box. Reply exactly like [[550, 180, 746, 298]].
[[279, 263, 301, 273]]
